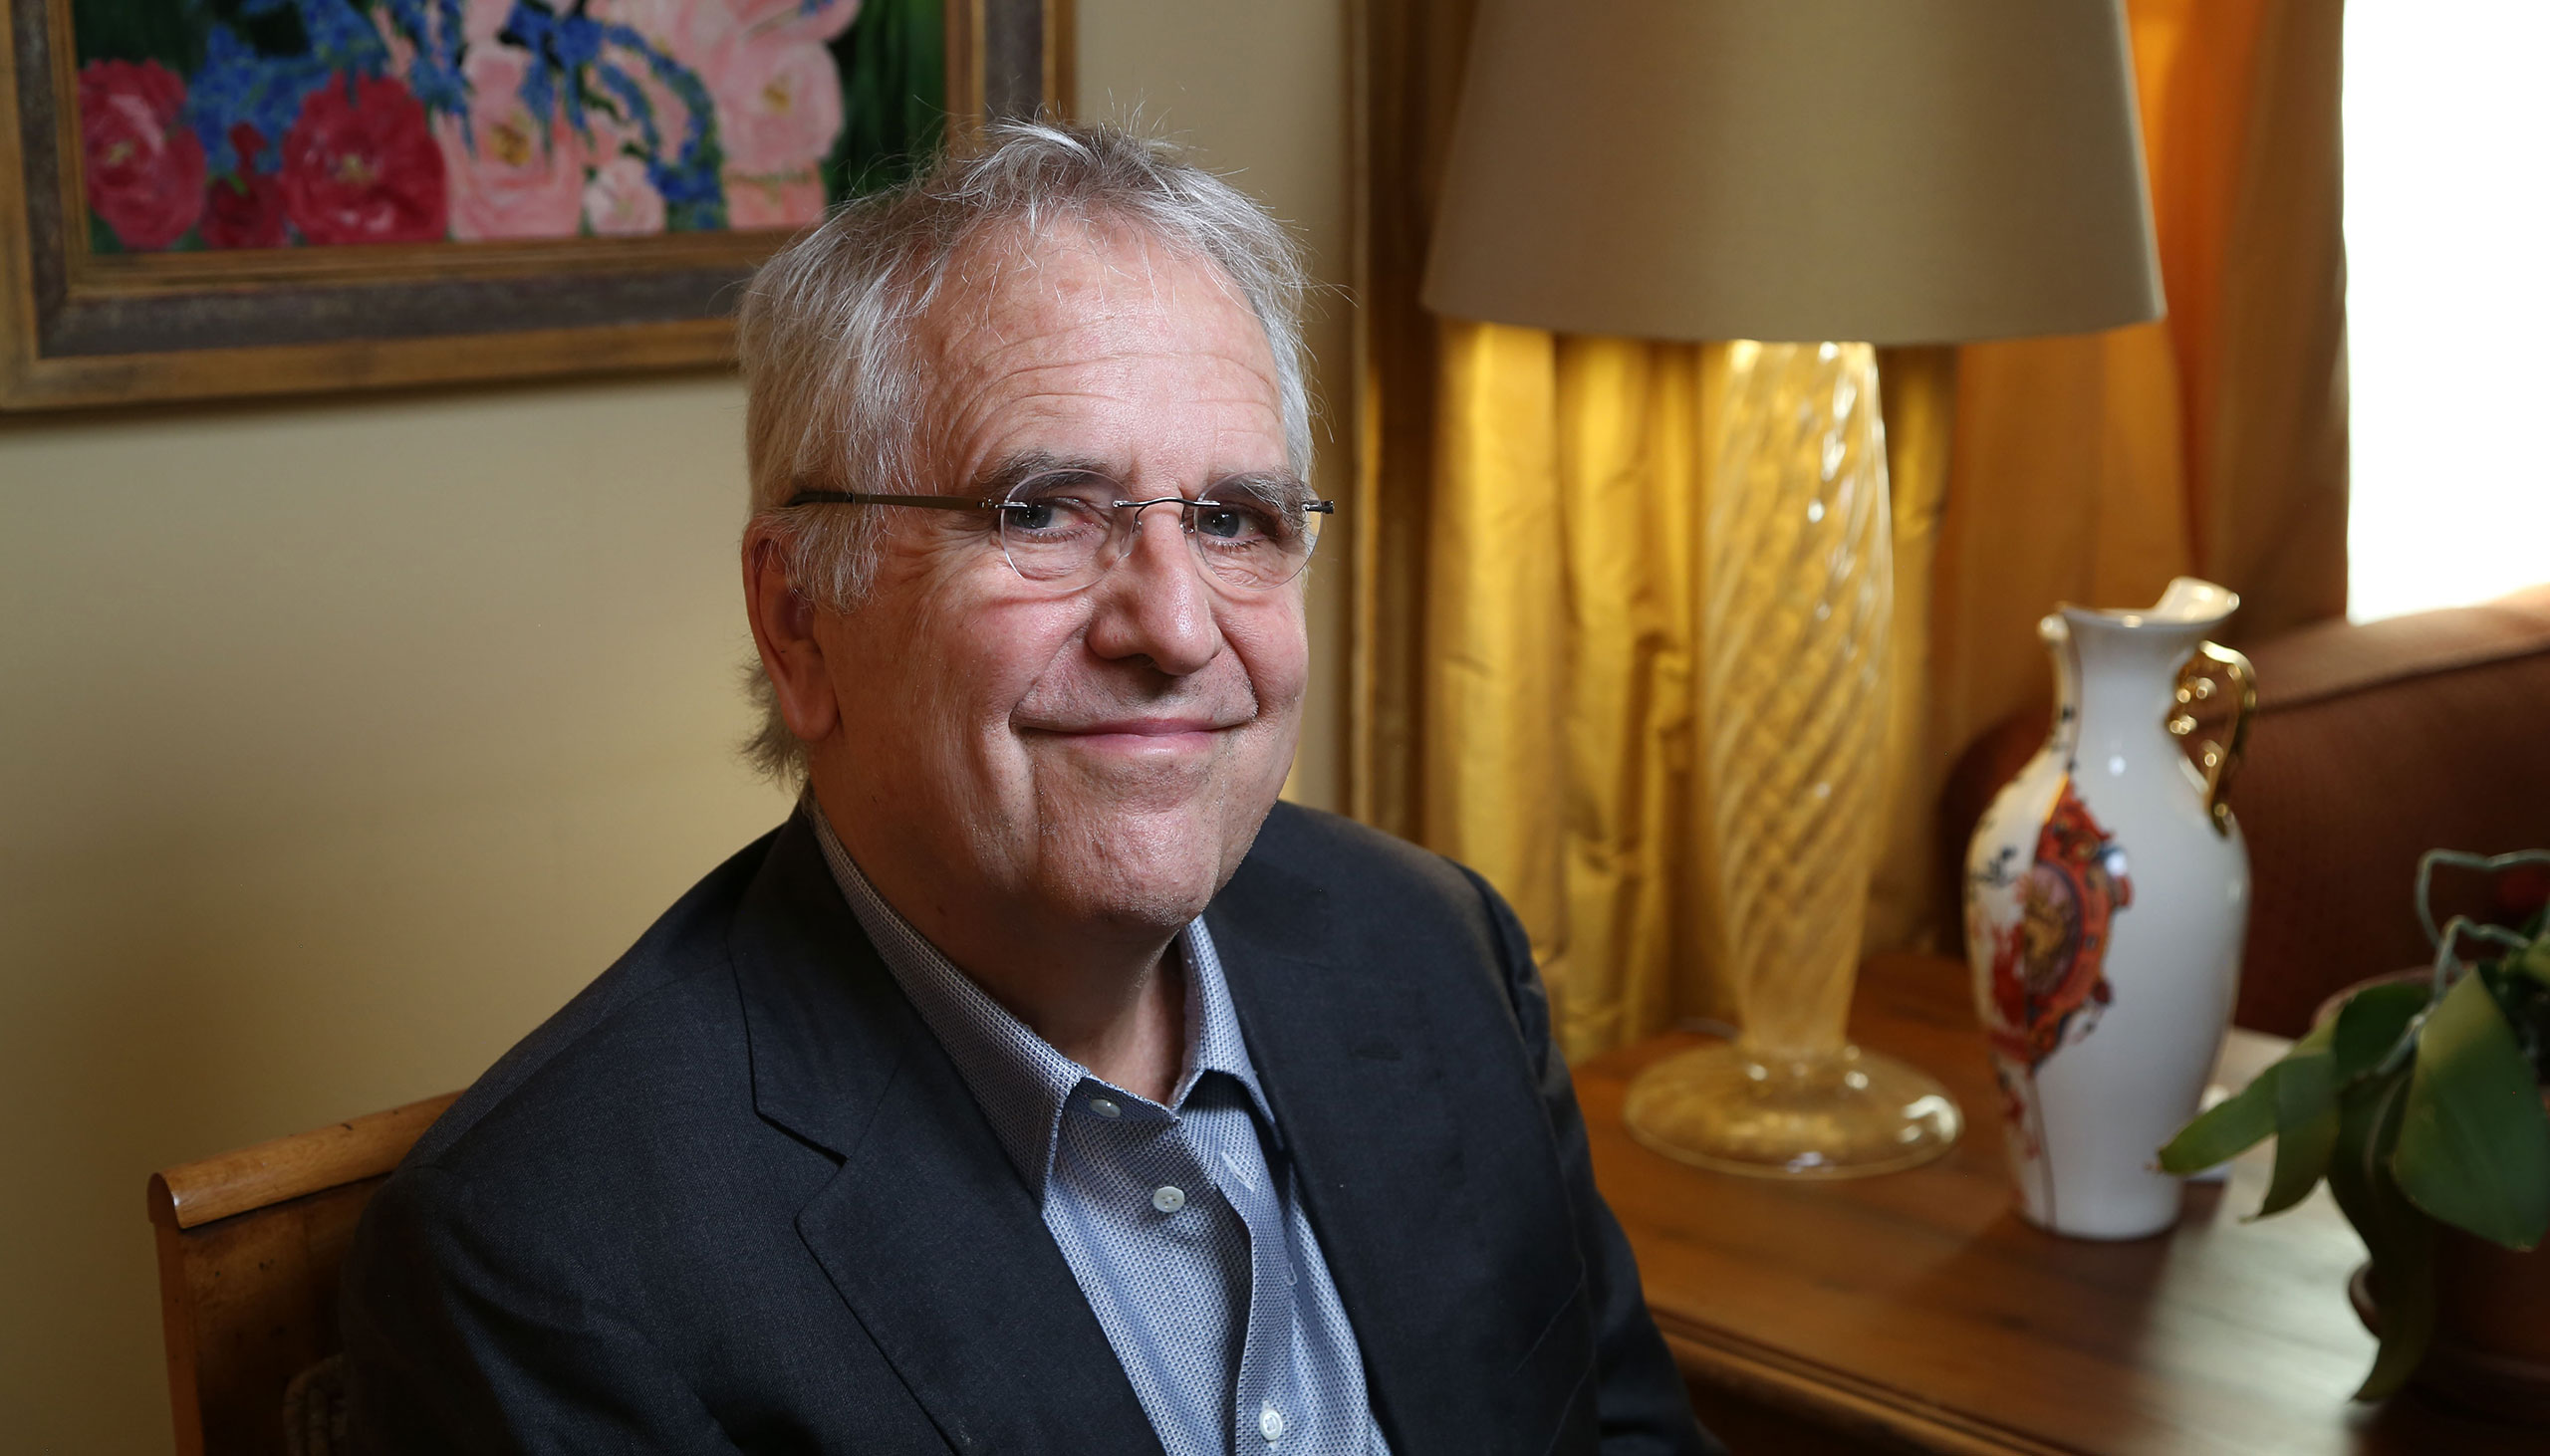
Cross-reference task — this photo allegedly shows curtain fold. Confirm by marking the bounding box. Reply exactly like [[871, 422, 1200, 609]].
[[1351, 0, 2347, 1061], [1420, 328, 1722, 1047], [1928, 0, 2350, 888]]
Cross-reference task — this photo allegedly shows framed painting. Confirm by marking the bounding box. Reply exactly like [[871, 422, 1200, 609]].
[[0, 0, 1070, 409]]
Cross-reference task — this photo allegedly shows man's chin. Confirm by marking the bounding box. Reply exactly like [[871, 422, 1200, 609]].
[[1031, 812, 1252, 931]]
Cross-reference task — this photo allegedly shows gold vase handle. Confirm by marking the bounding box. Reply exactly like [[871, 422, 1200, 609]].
[[2168, 641, 2257, 838]]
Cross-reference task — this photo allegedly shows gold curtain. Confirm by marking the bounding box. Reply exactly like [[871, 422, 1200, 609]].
[[1929, 0, 2349, 901], [1349, 0, 2346, 1061]]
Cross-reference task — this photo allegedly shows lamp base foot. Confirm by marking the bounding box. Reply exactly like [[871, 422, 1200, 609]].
[[1624, 1042, 1961, 1179]]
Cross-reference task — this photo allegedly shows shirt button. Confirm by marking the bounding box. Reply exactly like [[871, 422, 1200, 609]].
[[1150, 1184, 1186, 1213], [1259, 1402, 1284, 1442], [1088, 1096, 1122, 1119]]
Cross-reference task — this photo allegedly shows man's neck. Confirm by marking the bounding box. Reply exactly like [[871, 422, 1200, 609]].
[[813, 798, 1193, 1104], [981, 946, 1189, 1105]]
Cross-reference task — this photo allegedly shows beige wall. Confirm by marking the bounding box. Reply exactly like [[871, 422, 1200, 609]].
[[0, 3, 1347, 1445]]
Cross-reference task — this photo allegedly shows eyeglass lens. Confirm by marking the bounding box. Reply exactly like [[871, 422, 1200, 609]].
[[996, 475, 1322, 590]]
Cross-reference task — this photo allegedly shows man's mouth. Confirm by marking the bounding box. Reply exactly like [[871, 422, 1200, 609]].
[[1021, 716, 1236, 755]]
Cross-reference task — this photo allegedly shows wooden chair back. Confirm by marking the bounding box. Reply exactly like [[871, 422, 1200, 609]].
[[147, 1092, 459, 1456]]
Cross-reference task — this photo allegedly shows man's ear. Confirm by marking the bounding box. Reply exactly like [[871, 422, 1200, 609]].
[[742, 529, 841, 746]]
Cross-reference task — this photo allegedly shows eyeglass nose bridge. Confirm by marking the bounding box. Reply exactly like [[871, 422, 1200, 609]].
[[1097, 494, 1221, 568], [1112, 494, 1216, 525]]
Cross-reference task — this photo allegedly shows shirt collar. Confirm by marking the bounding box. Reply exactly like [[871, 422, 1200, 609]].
[[801, 800, 1276, 1200]]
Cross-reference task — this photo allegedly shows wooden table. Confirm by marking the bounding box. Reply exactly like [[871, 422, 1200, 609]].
[[1577, 953, 2536, 1455]]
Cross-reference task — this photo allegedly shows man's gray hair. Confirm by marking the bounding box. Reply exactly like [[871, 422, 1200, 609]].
[[735, 119, 1316, 781]]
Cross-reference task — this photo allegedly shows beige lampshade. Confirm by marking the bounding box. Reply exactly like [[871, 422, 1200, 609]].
[[1422, 0, 2165, 346]]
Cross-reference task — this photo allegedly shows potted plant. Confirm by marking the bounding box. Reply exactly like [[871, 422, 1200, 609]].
[[2160, 849, 2550, 1405]]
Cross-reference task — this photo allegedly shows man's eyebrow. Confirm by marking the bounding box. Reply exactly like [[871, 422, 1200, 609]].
[[968, 451, 1116, 499], [1198, 471, 1315, 512], [1208, 470, 1312, 505], [967, 455, 1310, 505]]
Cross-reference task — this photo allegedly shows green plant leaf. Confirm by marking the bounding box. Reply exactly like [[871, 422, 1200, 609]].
[[2295, 1013, 2338, 1058], [2332, 979, 2431, 1082], [2159, 1063, 2280, 1174], [2257, 1042, 2339, 1218], [2323, 1073, 2392, 1239], [2391, 970, 2550, 1250], [2332, 1077, 2437, 1401], [2518, 932, 2550, 988]]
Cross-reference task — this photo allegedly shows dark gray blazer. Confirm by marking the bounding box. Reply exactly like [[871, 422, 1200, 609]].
[[341, 803, 1716, 1455]]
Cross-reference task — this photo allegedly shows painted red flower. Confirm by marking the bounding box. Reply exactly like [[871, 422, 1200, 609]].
[[78, 59, 207, 250], [279, 75, 449, 245], [202, 124, 288, 249]]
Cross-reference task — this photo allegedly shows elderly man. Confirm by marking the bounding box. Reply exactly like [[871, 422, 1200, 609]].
[[342, 121, 1715, 1456]]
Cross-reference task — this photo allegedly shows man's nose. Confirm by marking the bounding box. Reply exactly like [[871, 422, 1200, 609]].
[[1082, 503, 1222, 675]]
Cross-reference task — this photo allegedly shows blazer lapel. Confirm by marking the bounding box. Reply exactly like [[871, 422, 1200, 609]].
[[730, 820, 1162, 1456], [1207, 852, 1484, 1454]]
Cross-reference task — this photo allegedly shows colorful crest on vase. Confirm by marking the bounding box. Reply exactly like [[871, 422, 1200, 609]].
[[1969, 777, 2133, 1165], [1977, 777, 2133, 1073]]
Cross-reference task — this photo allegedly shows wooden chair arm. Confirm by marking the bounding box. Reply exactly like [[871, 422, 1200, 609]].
[[148, 1092, 460, 1232]]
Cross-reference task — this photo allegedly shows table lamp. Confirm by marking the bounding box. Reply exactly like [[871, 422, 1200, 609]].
[[1422, 0, 2164, 1177]]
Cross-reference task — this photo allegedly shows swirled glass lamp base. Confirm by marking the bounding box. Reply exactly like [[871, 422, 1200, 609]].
[[1625, 339, 1962, 1180], [1624, 1041, 1961, 1179]]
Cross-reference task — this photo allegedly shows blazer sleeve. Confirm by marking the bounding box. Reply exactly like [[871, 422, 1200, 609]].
[[1457, 866, 1728, 1456], [341, 1162, 743, 1456]]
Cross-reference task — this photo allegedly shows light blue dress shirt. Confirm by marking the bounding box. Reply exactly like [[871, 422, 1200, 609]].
[[807, 807, 1391, 1456]]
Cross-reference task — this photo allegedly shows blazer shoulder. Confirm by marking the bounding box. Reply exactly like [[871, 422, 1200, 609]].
[[1236, 803, 1520, 1003], [1248, 801, 1486, 908]]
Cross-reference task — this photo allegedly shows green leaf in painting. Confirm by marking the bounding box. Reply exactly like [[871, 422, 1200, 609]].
[[2158, 1062, 2279, 1175], [71, 0, 202, 74], [2256, 1042, 2339, 1218], [2391, 970, 2550, 1250], [2332, 979, 2431, 1082], [825, 0, 947, 203]]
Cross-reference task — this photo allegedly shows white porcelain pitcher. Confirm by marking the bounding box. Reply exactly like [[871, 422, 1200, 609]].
[[1963, 578, 2255, 1240]]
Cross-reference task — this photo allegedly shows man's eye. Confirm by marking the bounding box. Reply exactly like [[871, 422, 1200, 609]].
[[1004, 478, 1113, 536], [1195, 506, 1256, 541], [1010, 500, 1099, 535], [1195, 495, 1291, 546]]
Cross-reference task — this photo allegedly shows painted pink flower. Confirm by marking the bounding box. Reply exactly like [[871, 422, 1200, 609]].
[[435, 45, 589, 241], [723, 168, 824, 230], [707, 33, 843, 175], [588, 0, 708, 65], [593, 0, 859, 67], [585, 44, 703, 161], [575, 0, 711, 171], [464, 0, 515, 45], [78, 59, 206, 249], [584, 155, 667, 235]]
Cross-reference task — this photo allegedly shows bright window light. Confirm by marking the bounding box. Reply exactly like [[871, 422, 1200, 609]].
[[2343, 2, 2550, 622]]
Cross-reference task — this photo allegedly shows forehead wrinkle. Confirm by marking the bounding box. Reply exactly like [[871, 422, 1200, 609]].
[[939, 217, 1255, 363], [908, 222, 1284, 488], [932, 323, 1278, 447], [923, 281, 1177, 402], [945, 365, 1284, 455]]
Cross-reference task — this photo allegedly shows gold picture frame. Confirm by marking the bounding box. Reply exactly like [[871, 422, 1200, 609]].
[[0, 0, 1072, 410]]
